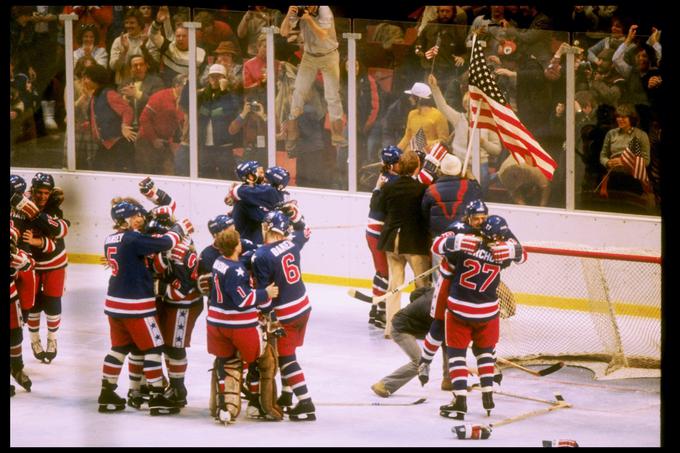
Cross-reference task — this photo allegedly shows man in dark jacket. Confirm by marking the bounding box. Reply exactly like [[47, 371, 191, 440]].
[[376, 151, 432, 338], [370, 287, 451, 396]]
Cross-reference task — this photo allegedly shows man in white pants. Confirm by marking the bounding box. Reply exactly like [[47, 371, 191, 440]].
[[280, 6, 346, 150]]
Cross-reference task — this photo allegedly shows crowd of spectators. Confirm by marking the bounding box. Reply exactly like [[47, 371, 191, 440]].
[[10, 5, 664, 215]]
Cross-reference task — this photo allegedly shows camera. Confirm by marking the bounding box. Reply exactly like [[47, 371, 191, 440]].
[[248, 100, 262, 113]]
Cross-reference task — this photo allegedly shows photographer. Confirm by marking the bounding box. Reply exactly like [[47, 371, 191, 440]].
[[280, 6, 346, 151], [229, 97, 268, 165]]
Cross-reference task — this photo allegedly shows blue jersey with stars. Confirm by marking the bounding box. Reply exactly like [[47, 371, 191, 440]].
[[251, 222, 311, 323], [198, 238, 257, 277], [103, 229, 181, 318], [207, 256, 272, 328], [232, 183, 287, 244]]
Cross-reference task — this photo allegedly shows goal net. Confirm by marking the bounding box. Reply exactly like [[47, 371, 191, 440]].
[[496, 242, 661, 379]]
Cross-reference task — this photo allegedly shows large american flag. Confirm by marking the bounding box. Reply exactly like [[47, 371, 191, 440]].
[[621, 136, 649, 184], [467, 36, 557, 180], [409, 127, 427, 152]]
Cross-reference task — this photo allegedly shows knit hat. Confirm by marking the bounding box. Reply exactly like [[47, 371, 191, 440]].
[[439, 154, 462, 176]]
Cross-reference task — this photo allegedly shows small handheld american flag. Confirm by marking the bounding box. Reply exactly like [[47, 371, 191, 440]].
[[425, 36, 441, 60], [409, 127, 427, 152], [620, 136, 649, 185]]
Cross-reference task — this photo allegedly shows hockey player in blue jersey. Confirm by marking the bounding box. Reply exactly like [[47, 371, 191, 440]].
[[251, 209, 315, 421], [437, 214, 526, 420], [206, 228, 280, 425], [98, 198, 193, 416]]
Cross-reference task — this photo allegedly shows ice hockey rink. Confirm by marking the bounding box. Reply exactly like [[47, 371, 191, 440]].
[[10, 263, 661, 447]]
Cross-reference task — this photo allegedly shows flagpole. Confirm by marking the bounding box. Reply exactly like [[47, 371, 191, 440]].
[[461, 33, 481, 177], [429, 33, 440, 76]]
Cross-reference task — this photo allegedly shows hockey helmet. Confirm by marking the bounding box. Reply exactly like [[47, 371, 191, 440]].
[[31, 172, 55, 191], [264, 210, 291, 235], [10, 174, 27, 196], [481, 215, 510, 242], [111, 201, 147, 222], [265, 166, 290, 189], [208, 214, 234, 236], [235, 160, 260, 181], [464, 199, 489, 218], [380, 145, 402, 165]]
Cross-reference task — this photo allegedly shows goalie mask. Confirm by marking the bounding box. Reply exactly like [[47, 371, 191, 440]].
[[265, 166, 290, 189], [481, 215, 510, 242], [264, 210, 291, 235], [208, 214, 234, 236]]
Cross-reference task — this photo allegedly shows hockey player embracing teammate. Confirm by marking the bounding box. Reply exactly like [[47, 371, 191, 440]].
[[432, 201, 526, 421], [251, 206, 316, 421]]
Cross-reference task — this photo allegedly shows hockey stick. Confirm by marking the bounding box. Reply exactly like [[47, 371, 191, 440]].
[[346, 288, 373, 303], [453, 394, 571, 440], [468, 384, 560, 406], [497, 357, 565, 377], [317, 397, 426, 407], [372, 265, 439, 304]]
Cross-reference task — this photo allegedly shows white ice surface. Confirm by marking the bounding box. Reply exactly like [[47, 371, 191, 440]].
[[9, 264, 661, 447]]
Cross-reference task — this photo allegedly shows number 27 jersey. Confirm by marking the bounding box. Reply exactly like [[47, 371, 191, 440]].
[[251, 226, 311, 323]]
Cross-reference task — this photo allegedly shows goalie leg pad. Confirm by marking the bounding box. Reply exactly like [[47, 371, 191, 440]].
[[258, 342, 283, 420], [219, 357, 243, 422]]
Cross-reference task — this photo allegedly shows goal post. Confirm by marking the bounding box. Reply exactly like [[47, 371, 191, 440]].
[[496, 242, 661, 379]]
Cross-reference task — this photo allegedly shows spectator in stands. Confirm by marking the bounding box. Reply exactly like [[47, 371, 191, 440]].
[[340, 56, 384, 166], [75, 24, 109, 68], [243, 34, 278, 99], [587, 48, 624, 107], [428, 74, 501, 192], [138, 5, 155, 35], [109, 8, 160, 85], [380, 95, 411, 150], [511, 6, 554, 66], [586, 15, 629, 72], [63, 5, 113, 49], [497, 154, 551, 207], [82, 63, 137, 173], [200, 41, 242, 92], [376, 151, 432, 338], [599, 104, 650, 196], [280, 6, 347, 150], [466, 6, 516, 57], [197, 64, 241, 180], [194, 10, 239, 56], [135, 74, 187, 175], [72, 56, 100, 170], [397, 82, 449, 154], [118, 54, 164, 131], [237, 6, 284, 58], [228, 96, 268, 166], [414, 6, 467, 99], [149, 7, 207, 87]]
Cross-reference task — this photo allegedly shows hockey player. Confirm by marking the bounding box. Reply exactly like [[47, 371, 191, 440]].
[[10, 173, 70, 364], [206, 228, 280, 425], [97, 198, 193, 416], [251, 210, 316, 421], [227, 160, 268, 244], [365, 146, 401, 329], [10, 221, 35, 396], [437, 214, 526, 420], [417, 199, 487, 387]]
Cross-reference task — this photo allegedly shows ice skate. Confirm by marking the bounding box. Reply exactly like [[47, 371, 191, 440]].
[[417, 361, 430, 386], [166, 383, 188, 408], [373, 308, 386, 329], [482, 391, 495, 416], [371, 381, 391, 398], [98, 380, 126, 413], [11, 368, 32, 392], [288, 399, 316, 421], [277, 391, 294, 410], [31, 339, 46, 363], [10, 384, 16, 398], [440, 393, 467, 420], [149, 390, 182, 416], [246, 397, 267, 419], [368, 304, 377, 325], [44, 338, 57, 364], [127, 389, 149, 410]]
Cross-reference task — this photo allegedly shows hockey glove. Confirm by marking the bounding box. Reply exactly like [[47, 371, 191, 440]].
[[10, 193, 40, 219], [45, 187, 64, 211], [169, 241, 191, 263], [151, 205, 173, 220], [266, 313, 286, 338], [11, 250, 35, 272], [446, 234, 482, 254], [490, 241, 521, 262], [139, 177, 156, 198], [281, 201, 302, 223], [170, 218, 194, 239], [197, 273, 211, 295]]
